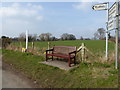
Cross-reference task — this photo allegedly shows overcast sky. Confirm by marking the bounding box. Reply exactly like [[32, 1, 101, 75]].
[[1, 1, 115, 39]]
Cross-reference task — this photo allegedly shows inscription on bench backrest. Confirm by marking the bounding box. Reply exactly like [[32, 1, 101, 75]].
[[53, 46, 76, 55]]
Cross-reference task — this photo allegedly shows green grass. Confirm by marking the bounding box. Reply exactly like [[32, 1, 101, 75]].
[[2, 49, 118, 88], [12, 40, 115, 57]]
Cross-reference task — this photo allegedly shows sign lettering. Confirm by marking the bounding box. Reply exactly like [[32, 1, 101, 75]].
[[92, 3, 108, 10]]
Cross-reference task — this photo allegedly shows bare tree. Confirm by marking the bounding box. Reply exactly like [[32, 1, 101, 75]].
[[68, 34, 76, 40], [18, 32, 26, 42], [39, 33, 45, 41], [94, 28, 105, 40], [32, 34, 37, 41], [108, 32, 111, 40], [50, 36, 57, 41], [80, 36, 83, 40], [45, 33, 52, 41], [61, 33, 76, 40], [39, 33, 52, 41], [93, 32, 98, 40], [61, 33, 68, 40], [28, 34, 37, 42]]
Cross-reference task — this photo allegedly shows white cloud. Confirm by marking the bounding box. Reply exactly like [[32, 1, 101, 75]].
[[11, 2, 21, 8], [1, 2, 44, 37], [32, 5, 43, 10], [80, 0, 98, 2], [27, 3, 33, 7], [0, 7, 18, 16], [21, 9, 38, 17], [1, 0, 115, 3], [36, 16, 44, 21], [72, 2, 91, 11], [0, 3, 43, 19], [2, 18, 30, 37], [27, 3, 43, 10]]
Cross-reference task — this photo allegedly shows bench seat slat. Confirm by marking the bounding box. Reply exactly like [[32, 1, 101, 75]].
[[47, 53, 75, 59]]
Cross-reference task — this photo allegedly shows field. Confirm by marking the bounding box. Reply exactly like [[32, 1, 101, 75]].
[[2, 40, 119, 88], [11, 40, 115, 57]]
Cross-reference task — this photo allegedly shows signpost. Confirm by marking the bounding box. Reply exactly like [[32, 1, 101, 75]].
[[108, 3, 117, 20], [115, 0, 119, 69], [108, 2, 117, 31], [92, 3, 108, 10], [26, 30, 28, 50], [93, 2, 109, 60], [106, 3, 109, 60], [93, 1, 119, 69], [108, 19, 115, 31]]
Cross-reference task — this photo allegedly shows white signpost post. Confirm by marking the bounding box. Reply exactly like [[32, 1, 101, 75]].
[[92, 2, 109, 60], [26, 30, 28, 51], [115, 0, 119, 69]]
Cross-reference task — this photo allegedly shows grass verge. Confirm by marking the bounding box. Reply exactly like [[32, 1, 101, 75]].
[[2, 49, 118, 88]]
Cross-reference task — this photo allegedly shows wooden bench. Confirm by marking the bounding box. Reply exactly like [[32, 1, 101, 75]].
[[46, 46, 77, 67]]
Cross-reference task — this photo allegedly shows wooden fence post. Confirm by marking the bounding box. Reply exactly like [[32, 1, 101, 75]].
[[48, 42, 50, 50], [81, 43, 85, 62], [48, 42, 50, 54], [20, 42, 22, 48], [32, 42, 34, 50]]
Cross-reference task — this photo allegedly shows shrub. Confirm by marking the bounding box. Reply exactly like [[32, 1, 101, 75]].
[[1, 36, 12, 48]]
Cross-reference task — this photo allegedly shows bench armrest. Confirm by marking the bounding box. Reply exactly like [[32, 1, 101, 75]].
[[69, 51, 76, 55], [46, 49, 53, 52], [46, 49, 53, 54]]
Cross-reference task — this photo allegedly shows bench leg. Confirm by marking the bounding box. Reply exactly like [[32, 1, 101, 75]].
[[68, 58, 71, 67], [52, 56, 53, 60], [74, 57, 76, 65], [46, 55, 48, 61]]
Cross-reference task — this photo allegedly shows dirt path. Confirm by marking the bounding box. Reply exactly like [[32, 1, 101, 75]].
[[1, 59, 38, 88], [2, 68, 32, 88]]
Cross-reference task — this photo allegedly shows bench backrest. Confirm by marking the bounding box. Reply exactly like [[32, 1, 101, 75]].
[[53, 46, 76, 55]]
